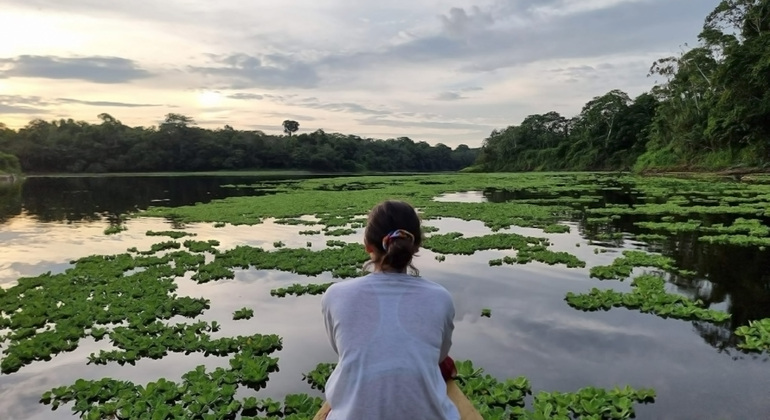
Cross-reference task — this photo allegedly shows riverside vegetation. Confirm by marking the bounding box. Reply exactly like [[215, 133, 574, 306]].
[[2, 172, 769, 419], [472, 0, 770, 173]]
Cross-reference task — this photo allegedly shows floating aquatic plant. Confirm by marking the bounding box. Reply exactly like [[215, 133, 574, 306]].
[[424, 232, 546, 255], [137, 241, 182, 255], [422, 225, 440, 233], [634, 233, 668, 242], [595, 232, 625, 241], [735, 318, 770, 352], [103, 225, 126, 235], [146, 230, 195, 239], [481, 308, 492, 317], [233, 308, 254, 320], [0, 250, 210, 374], [324, 228, 356, 237], [589, 250, 676, 280], [543, 224, 570, 234], [41, 344, 283, 418], [566, 274, 731, 324], [270, 283, 334, 298], [183, 239, 220, 253], [202, 243, 369, 280], [275, 218, 317, 226], [302, 362, 335, 392], [87, 324, 279, 365], [698, 234, 770, 247]]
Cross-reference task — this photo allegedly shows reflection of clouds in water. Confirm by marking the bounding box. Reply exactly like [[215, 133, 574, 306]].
[[432, 191, 486, 203]]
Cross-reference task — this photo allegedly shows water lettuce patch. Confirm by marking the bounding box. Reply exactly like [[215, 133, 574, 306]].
[[566, 274, 731, 323], [589, 251, 677, 280], [104, 225, 127, 235], [425, 232, 586, 268], [270, 283, 334, 297], [0, 250, 209, 374], [233, 308, 255, 320], [42, 341, 282, 418], [147, 230, 196, 239], [735, 318, 770, 352]]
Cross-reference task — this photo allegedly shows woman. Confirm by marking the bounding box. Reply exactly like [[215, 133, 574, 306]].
[[320, 200, 461, 420]]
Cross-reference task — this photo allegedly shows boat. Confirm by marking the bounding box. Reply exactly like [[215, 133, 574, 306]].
[[312, 378, 484, 419]]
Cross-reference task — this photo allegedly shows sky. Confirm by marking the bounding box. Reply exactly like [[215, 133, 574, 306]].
[[0, 0, 719, 147]]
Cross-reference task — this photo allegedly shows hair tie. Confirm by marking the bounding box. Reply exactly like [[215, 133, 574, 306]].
[[381, 229, 415, 251]]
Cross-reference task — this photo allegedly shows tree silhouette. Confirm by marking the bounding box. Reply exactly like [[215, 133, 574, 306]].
[[282, 120, 299, 136]]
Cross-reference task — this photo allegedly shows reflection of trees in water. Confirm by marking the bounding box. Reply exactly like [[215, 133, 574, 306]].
[[0, 181, 22, 223], [578, 207, 770, 354], [19, 177, 231, 223], [692, 321, 769, 362], [0, 175, 325, 226]]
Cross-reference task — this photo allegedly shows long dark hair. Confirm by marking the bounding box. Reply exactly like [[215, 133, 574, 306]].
[[364, 200, 423, 274]]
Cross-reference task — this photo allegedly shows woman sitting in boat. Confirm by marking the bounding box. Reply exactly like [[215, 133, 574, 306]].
[[320, 200, 461, 420]]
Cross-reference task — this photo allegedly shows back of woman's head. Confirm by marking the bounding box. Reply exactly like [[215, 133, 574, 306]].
[[364, 200, 423, 273]]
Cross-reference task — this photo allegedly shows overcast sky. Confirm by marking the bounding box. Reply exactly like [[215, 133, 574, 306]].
[[0, 0, 718, 147]]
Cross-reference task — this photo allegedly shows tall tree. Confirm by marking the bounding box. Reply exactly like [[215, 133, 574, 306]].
[[282, 120, 300, 136]]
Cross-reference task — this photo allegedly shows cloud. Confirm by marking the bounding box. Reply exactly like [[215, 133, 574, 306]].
[[241, 93, 393, 116], [0, 55, 153, 83], [0, 104, 45, 114], [56, 98, 162, 107], [189, 53, 319, 89], [435, 92, 466, 101], [0, 95, 48, 114], [227, 93, 264, 100], [440, 6, 494, 37], [357, 117, 491, 131], [318, 0, 711, 74], [260, 112, 316, 122], [299, 98, 391, 116]]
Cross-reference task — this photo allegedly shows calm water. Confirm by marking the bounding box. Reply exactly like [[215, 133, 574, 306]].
[[0, 176, 769, 420]]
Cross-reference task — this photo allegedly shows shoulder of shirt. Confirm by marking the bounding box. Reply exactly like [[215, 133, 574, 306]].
[[322, 275, 368, 300]]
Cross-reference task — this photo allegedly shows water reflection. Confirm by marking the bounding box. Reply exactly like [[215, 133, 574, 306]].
[[0, 181, 22, 224], [0, 174, 336, 226]]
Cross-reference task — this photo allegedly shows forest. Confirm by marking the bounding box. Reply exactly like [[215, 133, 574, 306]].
[[474, 0, 770, 172], [0, 116, 478, 174]]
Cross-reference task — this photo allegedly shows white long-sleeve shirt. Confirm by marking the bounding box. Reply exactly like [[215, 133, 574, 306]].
[[321, 272, 460, 420]]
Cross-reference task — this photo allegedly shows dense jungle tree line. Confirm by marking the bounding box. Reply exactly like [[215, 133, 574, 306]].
[[475, 0, 770, 172], [0, 115, 478, 173], [0, 152, 21, 175]]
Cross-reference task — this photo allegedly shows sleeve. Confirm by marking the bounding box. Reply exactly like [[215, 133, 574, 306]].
[[321, 289, 339, 355], [439, 293, 455, 362]]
